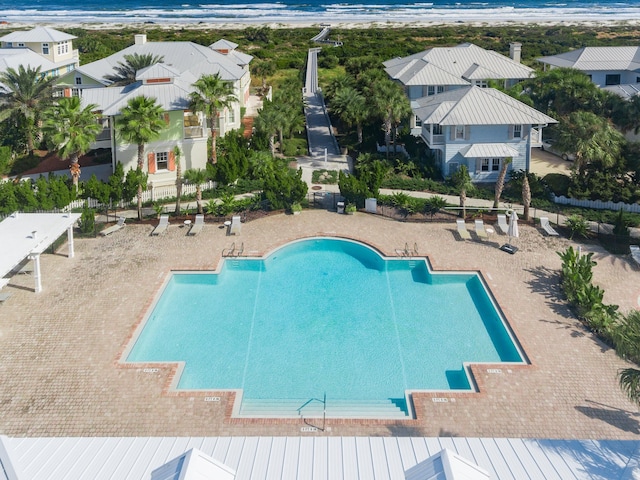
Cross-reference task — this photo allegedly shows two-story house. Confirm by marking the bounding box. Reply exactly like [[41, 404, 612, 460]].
[[414, 86, 556, 182], [384, 43, 535, 135], [0, 26, 79, 80], [56, 34, 252, 186], [537, 46, 640, 88]]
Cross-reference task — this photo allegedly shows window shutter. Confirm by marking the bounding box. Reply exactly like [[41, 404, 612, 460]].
[[464, 126, 470, 141], [168, 150, 176, 171], [450, 126, 455, 141], [475, 158, 482, 173], [147, 153, 156, 174], [523, 125, 530, 138], [163, 113, 170, 125], [508, 125, 514, 139], [64, 88, 71, 98]]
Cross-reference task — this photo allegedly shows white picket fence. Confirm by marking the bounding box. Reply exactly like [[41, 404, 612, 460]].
[[68, 180, 216, 210], [552, 194, 640, 213]]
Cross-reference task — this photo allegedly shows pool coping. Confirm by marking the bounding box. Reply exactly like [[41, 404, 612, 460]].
[[115, 234, 534, 426]]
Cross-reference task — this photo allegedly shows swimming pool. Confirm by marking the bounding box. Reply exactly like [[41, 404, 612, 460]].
[[124, 238, 526, 418]]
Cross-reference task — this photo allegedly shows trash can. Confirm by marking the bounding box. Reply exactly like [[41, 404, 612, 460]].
[[337, 201, 345, 214]]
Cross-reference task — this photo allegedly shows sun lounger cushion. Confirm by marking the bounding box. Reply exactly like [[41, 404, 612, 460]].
[[456, 219, 471, 240]]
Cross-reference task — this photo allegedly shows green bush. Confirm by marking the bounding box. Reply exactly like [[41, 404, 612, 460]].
[[543, 173, 571, 196], [78, 203, 95, 235], [565, 214, 590, 240]]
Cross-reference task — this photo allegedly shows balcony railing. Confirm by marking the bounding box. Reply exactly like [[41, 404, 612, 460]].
[[184, 126, 205, 139]]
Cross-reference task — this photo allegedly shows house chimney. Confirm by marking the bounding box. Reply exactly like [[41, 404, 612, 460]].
[[509, 42, 522, 63], [134, 34, 147, 45]]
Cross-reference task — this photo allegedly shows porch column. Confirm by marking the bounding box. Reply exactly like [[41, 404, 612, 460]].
[[30, 253, 42, 293], [67, 225, 75, 258]]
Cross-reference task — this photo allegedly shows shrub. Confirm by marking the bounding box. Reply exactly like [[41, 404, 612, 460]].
[[78, 203, 95, 235], [565, 214, 590, 240]]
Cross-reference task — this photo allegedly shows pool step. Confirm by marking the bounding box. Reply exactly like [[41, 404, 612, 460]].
[[238, 398, 410, 419]]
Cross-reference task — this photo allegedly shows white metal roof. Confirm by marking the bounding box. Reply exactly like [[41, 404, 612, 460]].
[[76, 40, 250, 88], [384, 43, 533, 87], [2, 436, 639, 480], [0, 26, 76, 43], [0, 212, 80, 280], [538, 46, 640, 71], [461, 143, 520, 158], [603, 83, 640, 99], [413, 86, 557, 126], [404, 448, 490, 480]]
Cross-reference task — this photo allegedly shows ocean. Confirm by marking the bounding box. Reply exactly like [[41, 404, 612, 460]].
[[1, 0, 640, 25]]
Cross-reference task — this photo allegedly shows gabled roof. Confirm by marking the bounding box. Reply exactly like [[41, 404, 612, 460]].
[[603, 83, 640, 99], [384, 43, 533, 86], [0, 26, 76, 43], [0, 48, 57, 74], [76, 40, 251, 88], [210, 39, 238, 51], [136, 62, 181, 81], [386, 59, 469, 86], [81, 78, 194, 115], [404, 448, 490, 480], [413, 86, 557, 126], [537, 46, 640, 71]]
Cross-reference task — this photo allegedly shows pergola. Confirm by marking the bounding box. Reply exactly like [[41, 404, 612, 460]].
[[0, 212, 81, 293]]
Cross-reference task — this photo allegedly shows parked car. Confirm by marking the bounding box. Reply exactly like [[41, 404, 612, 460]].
[[541, 139, 576, 162]]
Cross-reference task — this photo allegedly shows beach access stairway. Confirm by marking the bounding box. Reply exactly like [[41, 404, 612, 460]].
[[238, 398, 409, 419]]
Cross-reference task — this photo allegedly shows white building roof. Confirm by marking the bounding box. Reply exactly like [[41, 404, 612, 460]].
[[75, 40, 250, 88], [0, 48, 57, 75], [384, 43, 534, 86], [0, 212, 80, 280], [1, 436, 639, 480], [0, 26, 76, 43], [460, 143, 520, 158], [404, 448, 490, 480], [413, 86, 557, 126], [538, 46, 640, 71], [603, 83, 640, 98]]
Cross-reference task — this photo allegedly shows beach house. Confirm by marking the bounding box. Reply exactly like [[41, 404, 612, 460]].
[[0, 26, 79, 80], [55, 34, 253, 186], [537, 46, 640, 89], [384, 43, 534, 134], [412, 86, 556, 182]]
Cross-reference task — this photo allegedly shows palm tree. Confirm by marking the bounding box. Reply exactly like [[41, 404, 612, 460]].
[[116, 95, 166, 219], [42, 97, 101, 190], [174, 146, 183, 215], [189, 73, 238, 164], [611, 310, 640, 405], [104, 53, 164, 86], [183, 168, 209, 214], [493, 157, 513, 209], [369, 79, 411, 159], [331, 87, 368, 144], [522, 172, 532, 222], [556, 111, 625, 172], [450, 165, 473, 218], [0, 65, 55, 153], [254, 103, 282, 157]]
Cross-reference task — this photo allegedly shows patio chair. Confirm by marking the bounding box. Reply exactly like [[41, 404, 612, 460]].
[[475, 219, 489, 240], [188, 214, 204, 236], [496, 214, 509, 234], [631, 245, 640, 267], [100, 216, 126, 236], [151, 215, 169, 236], [229, 215, 241, 236], [540, 216, 559, 236], [456, 219, 471, 240]]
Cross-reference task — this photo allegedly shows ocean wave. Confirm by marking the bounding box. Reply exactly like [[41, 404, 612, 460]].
[[2, 2, 640, 23]]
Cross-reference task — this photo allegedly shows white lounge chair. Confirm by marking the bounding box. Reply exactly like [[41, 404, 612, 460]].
[[100, 216, 126, 236], [188, 214, 204, 236], [151, 215, 169, 236], [229, 215, 241, 236], [540, 216, 559, 236], [497, 214, 509, 235], [475, 219, 489, 240], [456, 219, 471, 240], [631, 245, 640, 267]]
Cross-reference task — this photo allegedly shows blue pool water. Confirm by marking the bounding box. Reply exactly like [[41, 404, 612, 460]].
[[126, 238, 524, 406]]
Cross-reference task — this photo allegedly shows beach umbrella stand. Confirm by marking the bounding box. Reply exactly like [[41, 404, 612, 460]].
[[500, 209, 519, 255]]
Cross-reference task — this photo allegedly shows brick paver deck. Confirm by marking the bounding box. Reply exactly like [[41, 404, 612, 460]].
[[1, 210, 639, 438]]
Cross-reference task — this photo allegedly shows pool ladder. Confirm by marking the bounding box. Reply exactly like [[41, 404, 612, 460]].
[[298, 393, 326, 431], [222, 242, 244, 258], [395, 242, 418, 257]]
